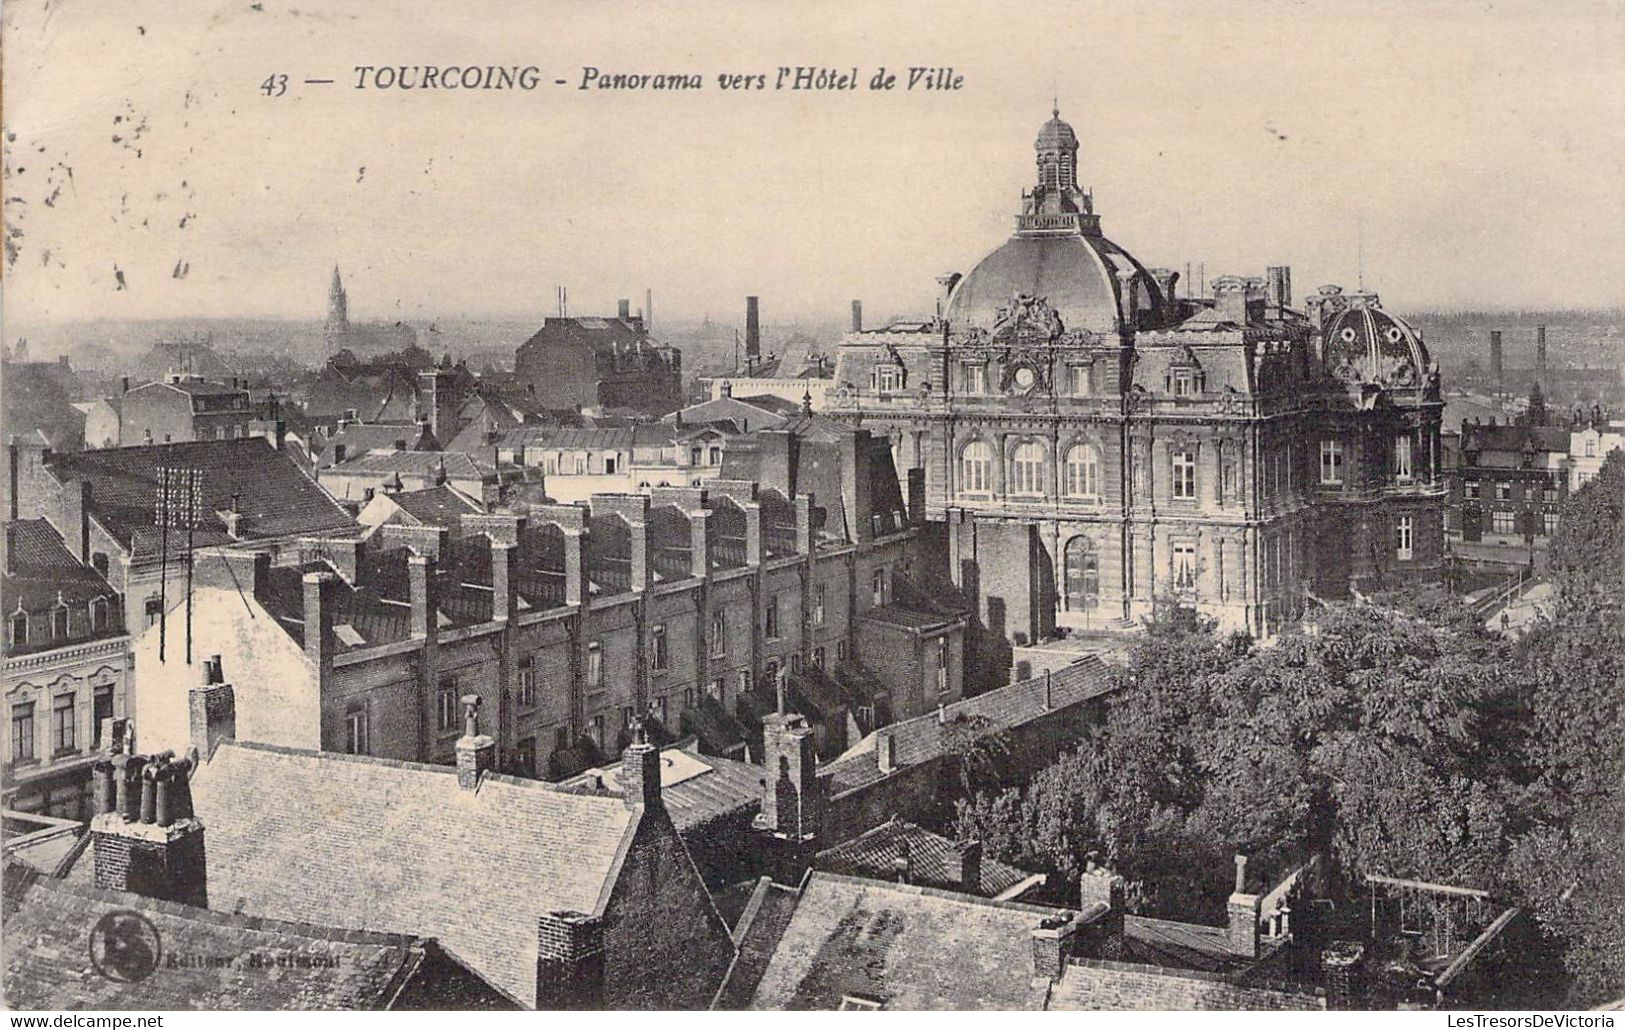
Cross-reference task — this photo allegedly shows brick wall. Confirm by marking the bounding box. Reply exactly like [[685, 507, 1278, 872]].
[[600, 808, 735, 1009]]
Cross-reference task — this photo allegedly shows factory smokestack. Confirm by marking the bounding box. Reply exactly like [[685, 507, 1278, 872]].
[[645, 289, 654, 332], [745, 296, 761, 364], [851, 300, 863, 334], [1536, 325, 1547, 380], [1490, 330, 1504, 392]]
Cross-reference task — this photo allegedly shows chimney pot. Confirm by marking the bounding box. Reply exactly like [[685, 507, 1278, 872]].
[[876, 729, 897, 774], [455, 695, 496, 790], [1234, 853, 1248, 893], [620, 721, 663, 811]]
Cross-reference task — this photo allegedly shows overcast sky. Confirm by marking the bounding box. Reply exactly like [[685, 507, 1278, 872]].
[[3, 0, 1622, 326]]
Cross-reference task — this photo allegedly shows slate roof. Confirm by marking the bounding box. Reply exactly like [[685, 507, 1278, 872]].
[[860, 603, 960, 633], [314, 422, 433, 469], [1460, 423, 1571, 455], [44, 437, 355, 561], [741, 873, 1058, 1010], [2, 867, 488, 1010], [556, 743, 762, 833], [712, 877, 802, 1010], [189, 740, 640, 1007], [822, 656, 1116, 795], [1047, 958, 1326, 1011], [3, 519, 115, 612], [814, 819, 1042, 900], [388, 485, 483, 528]]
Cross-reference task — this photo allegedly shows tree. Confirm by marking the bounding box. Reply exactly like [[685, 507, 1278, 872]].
[[1508, 450, 1624, 1004]]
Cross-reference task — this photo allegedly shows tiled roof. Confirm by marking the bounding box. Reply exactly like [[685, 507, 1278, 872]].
[[712, 877, 802, 1010], [822, 657, 1116, 795], [1047, 958, 1326, 1011], [3, 520, 120, 649], [814, 819, 1041, 900], [3, 868, 470, 1010], [742, 873, 1057, 1009], [328, 450, 493, 479], [682, 695, 748, 757], [509, 426, 636, 451], [1461, 423, 1570, 455], [557, 743, 762, 833], [388, 486, 482, 527], [45, 437, 354, 560], [1123, 915, 1255, 973], [315, 423, 432, 469], [190, 740, 639, 1007]]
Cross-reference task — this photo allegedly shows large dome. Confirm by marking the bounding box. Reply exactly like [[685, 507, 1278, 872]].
[[942, 107, 1165, 335], [944, 233, 1158, 335]]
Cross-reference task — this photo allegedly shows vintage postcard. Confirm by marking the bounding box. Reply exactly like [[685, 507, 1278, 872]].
[[1, 0, 1621, 1016]]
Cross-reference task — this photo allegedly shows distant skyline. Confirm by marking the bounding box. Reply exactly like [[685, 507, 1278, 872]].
[[4, 0, 1622, 327]]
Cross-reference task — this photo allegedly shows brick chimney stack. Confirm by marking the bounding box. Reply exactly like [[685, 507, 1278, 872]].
[[455, 695, 495, 791], [536, 911, 605, 1009], [90, 750, 207, 907], [1078, 857, 1126, 955], [188, 655, 236, 760], [1227, 854, 1262, 958], [745, 296, 761, 364], [302, 572, 338, 685], [617, 298, 631, 320], [1031, 911, 1080, 980], [850, 299, 863, 334], [61, 479, 91, 564], [619, 720, 662, 811], [948, 839, 982, 893], [408, 554, 433, 639], [755, 711, 821, 841]]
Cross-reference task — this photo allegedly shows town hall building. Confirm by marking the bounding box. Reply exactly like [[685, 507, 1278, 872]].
[[827, 107, 1446, 641]]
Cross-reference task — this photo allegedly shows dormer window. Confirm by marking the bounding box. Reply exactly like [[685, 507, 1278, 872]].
[[9, 611, 27, 648], [90, 597, 109, 634], [1169, 371, 1203, 397], [872, 364, 904, 392], [50, 604, 69, 640]]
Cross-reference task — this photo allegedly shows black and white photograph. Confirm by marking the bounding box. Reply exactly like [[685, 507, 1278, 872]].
[[1, 0, 1621, 1016]]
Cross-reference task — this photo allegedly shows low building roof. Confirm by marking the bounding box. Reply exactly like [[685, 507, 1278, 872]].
[[822, 656, 1116, 795], [44, 437, 355, 560], [557, 743, 761, 833], [189, 740, 640, 1007], [739, 872, 1058, 1010], [1047, 958, 1325, 1011], [387, 485, 483, 527], [814, 819, 1042, 900]]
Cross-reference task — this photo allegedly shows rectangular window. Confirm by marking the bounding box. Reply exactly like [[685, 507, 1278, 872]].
[[92, 686, 114, 749], [1394, 436, 1413, 481], [765, 597, 780, 639], [1544, 512, 1560, 536], [1069, 364, 1091, 396], [709, 446, 722, 465], [1172, 373, 1196, 397], [1396, 516, 1414, 560], [52, 694, 75, 754], [650, 624, 668, 670], [871, 568, 887, 606], [709, 677, 725, 704], [736, 670, 751, 700], [961, 362, 986, 394], [603, 456, 617, 475], [590, 715, 605, 749], [710, 611, 726, 657], [682, 688, 694, 710], [517, 656, 537, 708], [935, 638, 948, 696], [813, 585, 826, 625], [1464, 479, 1480, 499], [1171, 450, 1197, 500], [1492, 510, 1515, 535], [874, 366, 902, 392], [837, 640, 849, 663], [1172, 543, 1197, 589], [346, 707, 369, 755], [145, 597, 163, 628], [1320, 439, 1344, 485], [436, 680, 459, 733], [11, 703, 34, 762], [813, 645, 826, 670], [1496, 481, 1513, 501], [1543, 481, 1558, 503], [516, 737, 536, 776], [587, 642, 603, 689]]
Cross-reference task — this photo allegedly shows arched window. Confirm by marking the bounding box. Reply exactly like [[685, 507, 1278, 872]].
[[1064, 536, 1099, 611], [959, 441, 992, 494], [1063, 443, 1101, 499], [1010, 442, 1046, 496], [9, 611, 26, 648]]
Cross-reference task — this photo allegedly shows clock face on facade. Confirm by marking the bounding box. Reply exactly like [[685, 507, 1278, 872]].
[[1013, 366, 1036, 391]]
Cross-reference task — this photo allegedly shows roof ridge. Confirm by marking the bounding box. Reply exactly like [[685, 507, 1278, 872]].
[[807, 871, 1061, 916]]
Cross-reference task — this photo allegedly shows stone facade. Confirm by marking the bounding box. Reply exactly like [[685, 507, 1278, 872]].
[[827, 109, 1445, 640]]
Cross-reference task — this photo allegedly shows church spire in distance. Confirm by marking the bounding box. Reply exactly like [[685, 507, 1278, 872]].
[[326, 263, 349, 333]]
